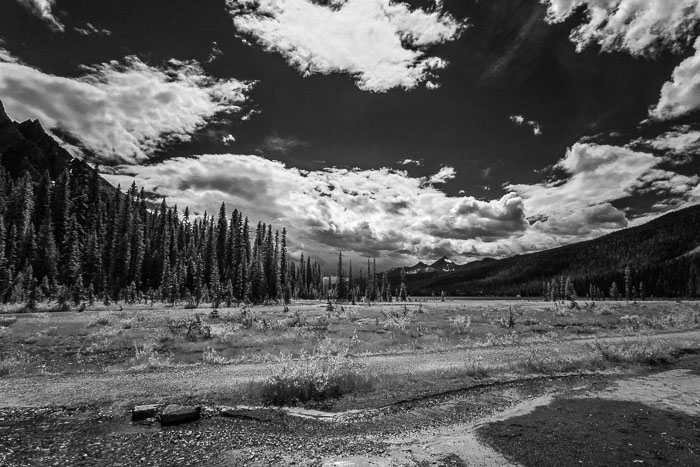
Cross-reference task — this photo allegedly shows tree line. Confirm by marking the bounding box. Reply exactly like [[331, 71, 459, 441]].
[[0, 164, 412, 307], [0, 164, 331, 306]]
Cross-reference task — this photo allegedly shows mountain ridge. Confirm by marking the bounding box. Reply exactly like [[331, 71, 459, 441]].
[[387, 205, 700, 298]]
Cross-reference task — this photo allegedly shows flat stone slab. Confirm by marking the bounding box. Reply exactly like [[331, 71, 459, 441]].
[[132, 404, 159, 421], [160, 404, 201, 425]]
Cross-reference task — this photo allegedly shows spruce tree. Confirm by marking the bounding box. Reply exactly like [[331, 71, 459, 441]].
[[348, 260, 355, 305], [216, 203, 227, 275], [400, 267, 408, 302], [336, 251, 345, 301], [624, 266, 632, 302], [280, 228, 289, 304]]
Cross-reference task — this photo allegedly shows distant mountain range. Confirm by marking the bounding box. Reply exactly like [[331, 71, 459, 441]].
[[387, 206, 700, 298], [393, 256, 461, 275]]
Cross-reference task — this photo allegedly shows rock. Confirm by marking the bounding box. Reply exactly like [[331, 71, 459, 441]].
[[132, 404, 159, 421], [160, 405, 201, 425]]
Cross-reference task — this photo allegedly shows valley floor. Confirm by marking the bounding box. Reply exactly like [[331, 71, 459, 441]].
[[1, 300, 699, 465]]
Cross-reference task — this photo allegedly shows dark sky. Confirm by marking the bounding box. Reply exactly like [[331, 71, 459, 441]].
[[1, 0, 699, 268]]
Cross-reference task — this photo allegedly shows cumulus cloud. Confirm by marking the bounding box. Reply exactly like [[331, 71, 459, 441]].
[[533, 203, 628, 236], [102, 145, 700, 266], [650, 37, 700, 120], [542, 0, 700, 56], [508, 142, 700, 235], [633, 126, 700, 163], [0, 48, 21, 64], [229, 0, 464, 92], [542, 1, 700, 119], [509, 143, 656, 215], [16, 0, 64, 32], [426, 166, 456, 185], [104, 155, 531, 266], [0, 54, 252, 164]]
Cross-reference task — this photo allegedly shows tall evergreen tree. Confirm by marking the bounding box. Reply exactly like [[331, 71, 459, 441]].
[[336, 251, 345, 301]]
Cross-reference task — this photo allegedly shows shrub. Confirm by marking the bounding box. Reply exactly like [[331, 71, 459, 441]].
[[259, 355, 375, 406], [592, 338, 672, 365], [496, 308, 516, 328], [382, 306, 414, 333], [0, 316, 17, 327], [167, 314, 211, 341], [87, 316, 109, 327], [0, 355, 21, 376], [129, 343, 171, 370], [451, 314, 471, 334], [202, 347, 228, 365]]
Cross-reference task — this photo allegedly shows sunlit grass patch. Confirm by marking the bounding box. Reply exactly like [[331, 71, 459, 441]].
[[592, 338, 674, 365], [256, 354, 376, 406]]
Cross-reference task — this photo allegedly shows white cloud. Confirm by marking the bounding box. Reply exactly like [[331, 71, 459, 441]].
[[508, 142, 700, 234], [542, 0, 700, 56], [74, 22, 111, 36], [509, 115, 542, 135], [103, 146, 700, 266], [261, 134, 305, 153], [0, 48, 21, 64], [222, 134, 236, 145], [16, 0, 64, 32], [426, 166, 456, 184], [230, 0, 464, 92], [533, 203, 628, 236], [104, 155, 529, 266], [633, 126, 700, 163], [509, 143, 658, 216], [397, 158, 423, 166], [509, 115, 525, 125], [542, 1, 700, 119], [650, 37, 700, 120], [0, 54, 252, 164]]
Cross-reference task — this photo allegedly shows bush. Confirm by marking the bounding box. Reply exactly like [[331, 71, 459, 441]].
[[516, 346, 602, 374], [592, 338, 672, 365], [451, 314, 471, 334], [167, 314, 211, 341], [0, 316, 17, 327], [259, 355, 375, 406], [202, 347, 228, 365], [129, 343, 171, 370], [87, 316, 109, 327]]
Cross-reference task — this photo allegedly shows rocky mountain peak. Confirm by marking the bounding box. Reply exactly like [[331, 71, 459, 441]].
[[0, 100, 11, 126]]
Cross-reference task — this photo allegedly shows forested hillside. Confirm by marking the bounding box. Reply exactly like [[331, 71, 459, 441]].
[[406, 205, 700, 298], [0, 101, 328, 305]]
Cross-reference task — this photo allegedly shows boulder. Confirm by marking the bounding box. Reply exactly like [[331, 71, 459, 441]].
[[131, 404, 159, 421], [160, 404, 201, 425]]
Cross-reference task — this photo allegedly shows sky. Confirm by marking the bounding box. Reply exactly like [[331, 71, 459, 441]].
[[1, 0, 700, 270]]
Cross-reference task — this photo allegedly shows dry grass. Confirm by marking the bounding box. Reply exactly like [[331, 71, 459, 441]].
[[592, 338, 674, 365], [0, 299, 697, 377], [255, 353, 376, 406]]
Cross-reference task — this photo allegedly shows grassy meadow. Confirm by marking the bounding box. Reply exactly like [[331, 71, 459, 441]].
[[1, 298, 699, 407]]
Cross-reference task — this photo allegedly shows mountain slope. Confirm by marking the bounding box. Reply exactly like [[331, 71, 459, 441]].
[[400, 205, 700, 298], [0, 100, 115, 195]]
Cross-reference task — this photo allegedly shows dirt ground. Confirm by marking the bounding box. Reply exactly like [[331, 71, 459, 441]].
[[0, 346, 699, 465], [1, 301, 700, 465]]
